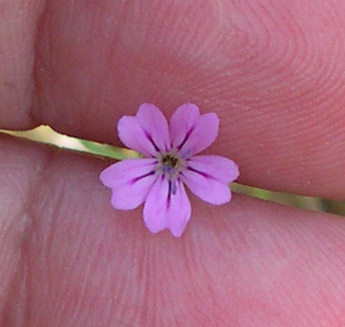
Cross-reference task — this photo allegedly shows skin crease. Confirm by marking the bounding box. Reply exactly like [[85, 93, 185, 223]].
[[0, 0, 345, 326]]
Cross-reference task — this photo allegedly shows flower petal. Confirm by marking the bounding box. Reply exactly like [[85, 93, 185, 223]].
[[187, 155, 239, 183], [170, 103, 200, 149], [143, 177, 191, 237], [100, 159, 157, 210], [170, 104, 219, 157], [181, 155, 239, 205], [118, 104, 170, 156], [166, 180, 191, 237], [117, 116, 156, 157], [136, 103, 170, 152]]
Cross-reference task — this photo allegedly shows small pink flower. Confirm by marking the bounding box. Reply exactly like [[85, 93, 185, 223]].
[[100, 104, 239, 237]]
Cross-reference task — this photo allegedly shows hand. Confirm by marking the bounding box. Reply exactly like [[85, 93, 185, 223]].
[[1, 1, 345, 326]]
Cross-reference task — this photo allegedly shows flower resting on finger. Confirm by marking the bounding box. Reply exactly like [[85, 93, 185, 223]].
[[100, 103, 239, 237]]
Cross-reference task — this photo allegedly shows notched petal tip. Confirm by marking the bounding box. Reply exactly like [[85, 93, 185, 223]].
[[181, 167, 232, 205], [100, 159, 157, 210], [166, 181, 191, 237], [144, 221, 167, 234], [187, 155, 239, 184], [143, 177, 191, 237], [117, 116, 156, 157], [136, 103, 170, 152], [175, 103, 201, 115], [175, 111, 219, 157], [99, 165, 116, 187], [168, 224, 187, 238]]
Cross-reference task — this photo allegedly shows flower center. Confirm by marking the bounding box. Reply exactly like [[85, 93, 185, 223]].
[[158, 153, 184, 195], [162, 154, 178, 171], [158, 150, 184, 176], [157, 149, 185, 186]]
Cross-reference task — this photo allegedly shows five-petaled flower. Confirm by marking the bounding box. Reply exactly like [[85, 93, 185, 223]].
[[100, 104, 239, 237]]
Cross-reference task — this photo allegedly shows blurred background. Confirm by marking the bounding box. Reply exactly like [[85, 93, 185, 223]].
[[1, 125, 345, 217]]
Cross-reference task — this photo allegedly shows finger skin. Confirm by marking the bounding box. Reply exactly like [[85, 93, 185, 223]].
[[0, 0, 43, 128], [1, 0, 345, 197], [1, 135, 345, 327]]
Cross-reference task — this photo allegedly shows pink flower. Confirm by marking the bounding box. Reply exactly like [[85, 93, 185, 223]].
[[100, 104, 239, 237]]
